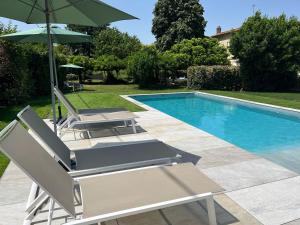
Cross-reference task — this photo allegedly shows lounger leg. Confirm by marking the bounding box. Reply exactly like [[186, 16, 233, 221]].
[[47, 199, 55, 225], [131, 119, 137, 134], [206, 196, 217, 225]]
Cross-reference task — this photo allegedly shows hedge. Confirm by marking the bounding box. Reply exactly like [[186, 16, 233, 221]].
[[0, 42, 67, 106], [187, 65, 241, 90]]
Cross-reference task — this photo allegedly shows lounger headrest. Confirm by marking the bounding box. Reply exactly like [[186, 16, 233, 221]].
[[17, 106, 72, 170]]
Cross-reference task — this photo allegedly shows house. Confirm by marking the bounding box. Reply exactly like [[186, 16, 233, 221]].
[[211, 26, 240, 66]]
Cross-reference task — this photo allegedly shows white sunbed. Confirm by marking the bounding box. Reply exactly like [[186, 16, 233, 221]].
[[18, 106, 181, 177], [53, 87, 138, 137], [0, 120, 223, 225]]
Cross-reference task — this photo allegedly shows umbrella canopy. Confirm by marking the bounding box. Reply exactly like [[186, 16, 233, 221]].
[[0, 0, 137, 26], [0, 0, 137, 135], [0, 26, 91, 44], [60, 64, 84, 69]]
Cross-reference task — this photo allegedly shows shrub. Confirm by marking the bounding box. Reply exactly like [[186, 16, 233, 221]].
[[127, 46, 160, 88], [187, 65, 241, 90], [230, 12, 300, 91], [0, 41, 30, 106], [0, 41, 69, 106]]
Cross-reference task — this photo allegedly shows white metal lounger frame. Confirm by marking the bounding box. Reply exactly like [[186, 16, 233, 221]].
[[65, 165, 217, 225], [0, 121, 217, 225], [17, 105, 176, 177], [24, 165, 217, 225], [53, 87, 137, 138], [8, 117, 181, 224]]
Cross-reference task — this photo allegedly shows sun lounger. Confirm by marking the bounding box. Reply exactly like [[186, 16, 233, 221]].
[[18, 106, 180, 176], [0, 120, 222, 225], [53, 87, 138, 136]]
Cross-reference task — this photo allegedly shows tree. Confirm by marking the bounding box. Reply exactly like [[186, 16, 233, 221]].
[[127, 46, 160, 88], [93, 28, 142, 59], [169, 38, 230, 67], [152, 0, 206, 51], [68, 55, 94, 83], [94, 55, 126, 84], [66, 24, 108, 56], [230, 12, 300, 91]]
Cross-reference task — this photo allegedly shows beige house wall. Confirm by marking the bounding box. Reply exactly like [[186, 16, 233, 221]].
[[212, 30, 239, 66]]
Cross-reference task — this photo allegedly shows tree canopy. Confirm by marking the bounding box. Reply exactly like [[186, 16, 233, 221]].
[[168, 38, 230, 68], [93, 28, 142, 59], [66, 24, 107, 37], [152, 0, 206, 51], [230, 12, 300, 91]]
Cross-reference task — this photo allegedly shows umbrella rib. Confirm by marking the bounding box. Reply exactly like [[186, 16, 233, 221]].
[[25, 0, 39, 23], [48, 0, 58, 22], [49, 0, 83, 13], [16, 0, 44, 12]]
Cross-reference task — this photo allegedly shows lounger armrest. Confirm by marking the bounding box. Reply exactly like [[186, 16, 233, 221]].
[[68, 156, 180, 177]]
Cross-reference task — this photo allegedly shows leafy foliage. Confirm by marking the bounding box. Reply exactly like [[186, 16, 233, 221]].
[[159, 52, 190, 71], [0, 38, 67, 106], [66, 24, 107, 37], [0, 41, 30, 105], [230, 12, 300, 91], [152, 0, 206, 51], [169, 38, 230, 67], [187, 66, 241, 90], [66, 24, 107, 56], [127, 46, 160, 88], [0, 21, 17, 35], [93, 28, 142, 59], [94, 55, 126, 84], [94, 55, 125, 72]]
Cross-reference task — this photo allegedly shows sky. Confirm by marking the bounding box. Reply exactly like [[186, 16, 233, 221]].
[[1, 0, 300, 44]]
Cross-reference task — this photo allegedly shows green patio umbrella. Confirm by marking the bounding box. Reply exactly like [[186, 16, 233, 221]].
[[0, 0, 137, 134], [0, 26, 91, 120], [0, 25, 91, 44]]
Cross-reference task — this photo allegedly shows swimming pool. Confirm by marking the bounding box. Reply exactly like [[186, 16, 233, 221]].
[[131, 93, 300, 174]]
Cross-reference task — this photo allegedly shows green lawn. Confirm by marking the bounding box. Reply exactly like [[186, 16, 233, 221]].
[[203, 90, 300, 110], [0, 84, 189, 177], [1, 85, 300, 177]]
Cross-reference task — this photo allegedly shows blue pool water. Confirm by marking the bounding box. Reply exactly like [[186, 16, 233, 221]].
[[132, 93, 300, 173]]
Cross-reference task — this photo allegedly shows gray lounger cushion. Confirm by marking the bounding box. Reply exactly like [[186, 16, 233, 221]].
[[78, 163, 223, 218], [74, 141, 178, 170]]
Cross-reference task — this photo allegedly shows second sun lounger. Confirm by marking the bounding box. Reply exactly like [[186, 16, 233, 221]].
[[18, 106, 180, 176], [0, 120, 223, 225], [54, 87, 138, 136]]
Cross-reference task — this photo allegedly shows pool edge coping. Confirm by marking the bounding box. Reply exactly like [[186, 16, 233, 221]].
[[121, 91, 300, 177], [122, 91, 300, 115]]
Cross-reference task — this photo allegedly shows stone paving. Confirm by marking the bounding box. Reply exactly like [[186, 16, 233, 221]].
[[124, 95, 300, 225], [0, 95, 300, 225]]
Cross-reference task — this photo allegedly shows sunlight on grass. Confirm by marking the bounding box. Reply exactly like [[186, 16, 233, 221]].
[[1, 85, 300, 177]]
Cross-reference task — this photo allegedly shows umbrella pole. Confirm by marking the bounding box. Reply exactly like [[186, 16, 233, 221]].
[[52, 51, 62, 121], [45, 0, 57, 134]]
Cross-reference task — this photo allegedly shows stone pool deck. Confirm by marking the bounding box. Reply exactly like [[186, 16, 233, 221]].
[[1, 97, 300, 225]]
